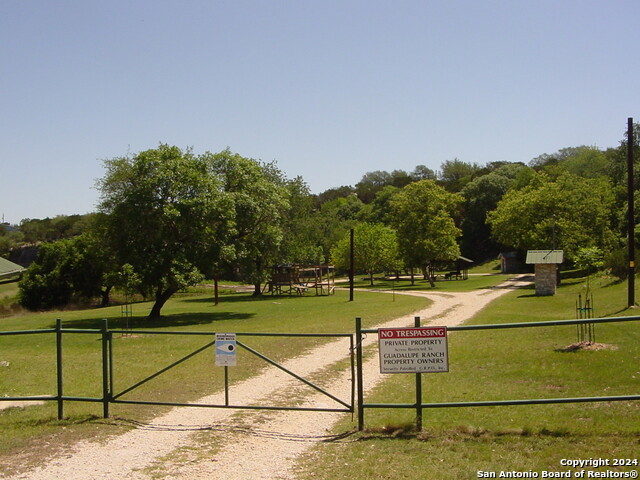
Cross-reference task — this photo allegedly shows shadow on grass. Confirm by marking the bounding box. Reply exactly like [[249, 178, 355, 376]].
[[51, 311, 256, 330], [355, 425, 582, 442], [185, 293, 276, 303]]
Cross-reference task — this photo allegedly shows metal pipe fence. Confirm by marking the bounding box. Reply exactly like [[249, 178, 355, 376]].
[[355, 315, 640, 430], [2, 315, 639, 431], [0, 319, 355, 420]]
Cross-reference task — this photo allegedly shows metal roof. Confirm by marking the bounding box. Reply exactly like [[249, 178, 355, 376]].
[[525, 250, 564, 264], [0, 257, 25, 279]]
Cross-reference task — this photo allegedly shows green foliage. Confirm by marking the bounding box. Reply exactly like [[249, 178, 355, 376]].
[[604, 245, 630, 280], [367, 185, 400, 225], [106, 263, 141, 298], [390, 180, 462, 270], [438, 158, 482, 192], [330, 222, 400, 284], [18, 235, 107, 310], [97, 144, 236, 318], [460, 165, 529, 258], [203, 149, 290, 289], [0, 229, 23, 258], [487, 172, 617, 260], [573, 246, 604, 273], [280, 177, 325, 264], [19, 214, 94, 243], [530, 146, 609, 179], [314, 194, 369, 259]]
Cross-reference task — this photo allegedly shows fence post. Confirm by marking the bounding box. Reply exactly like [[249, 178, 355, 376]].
[[224, 366, 230, 406], [355, 317, 364, 430], [56, 318, 64, 420], [101, 319, 110, 419], [415, 316, 423, 431]]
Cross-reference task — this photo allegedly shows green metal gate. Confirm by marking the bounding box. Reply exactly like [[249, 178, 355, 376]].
[[0, 319, 355, 420], [3, 315, 639, 429]]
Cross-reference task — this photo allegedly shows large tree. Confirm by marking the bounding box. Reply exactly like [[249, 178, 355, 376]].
[[438, 159, 482, 192], [204, 149, 290, 296], [459, 163, 531, 259], [279, 176, 325, 265], [330, 222, 400, 285], [97, 144, 235, 319], [389, 180, 462, 285], [486, 171, 617, 260]]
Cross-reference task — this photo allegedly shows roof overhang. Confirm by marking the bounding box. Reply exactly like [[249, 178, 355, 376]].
[[525, 250, 564, 264]]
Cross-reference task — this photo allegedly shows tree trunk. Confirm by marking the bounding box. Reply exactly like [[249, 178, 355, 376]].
[[100, 285, 113, 308], [369, 271, 374, 286], [149, 286, 178, 319], [253, 256, 263, 297]]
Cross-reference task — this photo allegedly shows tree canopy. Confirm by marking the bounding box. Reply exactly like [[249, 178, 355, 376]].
[[389, 180, 462, 284], [96, 144, 236, 318], [330, 222, 399, 285], [487, 171, 617, 260], [10, 124, 640, 313]]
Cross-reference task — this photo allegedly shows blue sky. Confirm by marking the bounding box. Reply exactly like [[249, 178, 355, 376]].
[[1, 0, 638, 225]]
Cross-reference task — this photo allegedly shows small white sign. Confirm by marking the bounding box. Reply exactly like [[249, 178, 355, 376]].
[[215, 333, 237, 366], [378, 327, 448, 374]]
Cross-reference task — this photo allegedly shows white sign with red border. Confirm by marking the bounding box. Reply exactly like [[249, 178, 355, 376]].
[[378, 327, 448, 373]]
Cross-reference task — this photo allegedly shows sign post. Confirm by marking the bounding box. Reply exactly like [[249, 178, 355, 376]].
[[378, 319, 448, 430], [216, 333, 236, 406]]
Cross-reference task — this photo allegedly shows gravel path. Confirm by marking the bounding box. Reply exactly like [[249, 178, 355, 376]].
[[3, 275, 531, 480]]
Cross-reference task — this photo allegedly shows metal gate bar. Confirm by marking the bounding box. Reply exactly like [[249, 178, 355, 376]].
[[106, 326, 355, 416]]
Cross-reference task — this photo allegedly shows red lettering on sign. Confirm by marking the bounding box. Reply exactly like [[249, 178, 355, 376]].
[[378, 327, 447, 339]]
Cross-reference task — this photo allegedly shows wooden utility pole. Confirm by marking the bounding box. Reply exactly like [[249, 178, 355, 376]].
[[349, 228, 355, 301], [628, 117, 635, 307]]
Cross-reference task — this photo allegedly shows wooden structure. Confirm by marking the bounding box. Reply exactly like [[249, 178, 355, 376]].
[[498, 252, 520, 274], [436, 256, 473, 280], [266, 264, 336, 296]]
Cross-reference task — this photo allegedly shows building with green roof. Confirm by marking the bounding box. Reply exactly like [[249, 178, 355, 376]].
[[0, 257, 25, 282]]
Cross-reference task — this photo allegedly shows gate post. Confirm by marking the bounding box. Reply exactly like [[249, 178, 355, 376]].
[[414, 316, 423, 431], [56, 318, 64, 420], [101, 319, 111, 419], [355, 317, 364, 430]]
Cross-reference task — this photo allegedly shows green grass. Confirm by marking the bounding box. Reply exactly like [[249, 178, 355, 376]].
[[468, 259, 503, 274], [293, 274, 640, 480], [0, 286, 428, 474], [0, 280, 19, 299], [0, 280, 22, 316]]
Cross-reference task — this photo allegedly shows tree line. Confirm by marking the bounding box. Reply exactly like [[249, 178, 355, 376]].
[[3, 124, 639, 318]]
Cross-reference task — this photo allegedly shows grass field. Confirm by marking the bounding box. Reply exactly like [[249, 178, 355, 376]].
[[1, 271, 638, 479]]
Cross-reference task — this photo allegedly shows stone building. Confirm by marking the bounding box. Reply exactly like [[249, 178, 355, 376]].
[[525, 250, 564, 296]]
